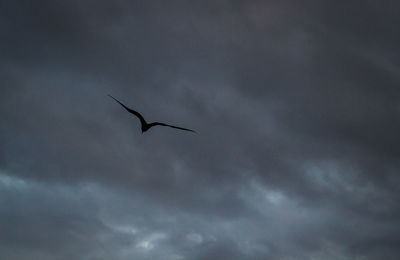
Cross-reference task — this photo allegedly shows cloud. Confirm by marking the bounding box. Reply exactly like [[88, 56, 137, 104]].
[[1, 0, 400, 259]]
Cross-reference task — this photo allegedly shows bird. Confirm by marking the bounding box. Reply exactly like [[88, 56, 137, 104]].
[[108, 95, 196, 134]]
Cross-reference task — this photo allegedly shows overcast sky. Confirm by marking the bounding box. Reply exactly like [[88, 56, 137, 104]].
[[1, 1, 400, 259]]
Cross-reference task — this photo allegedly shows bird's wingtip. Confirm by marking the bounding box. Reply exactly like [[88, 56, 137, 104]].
[[108, 94, 118, 101]]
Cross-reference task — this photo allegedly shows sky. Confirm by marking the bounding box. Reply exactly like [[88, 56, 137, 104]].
[[1, 1, 400, 259]]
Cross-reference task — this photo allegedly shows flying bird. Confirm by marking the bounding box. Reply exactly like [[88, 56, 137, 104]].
[[108, 95, 196, 134]]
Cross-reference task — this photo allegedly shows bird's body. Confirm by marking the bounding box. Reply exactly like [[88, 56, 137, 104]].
[[108, 95, 196, 134]]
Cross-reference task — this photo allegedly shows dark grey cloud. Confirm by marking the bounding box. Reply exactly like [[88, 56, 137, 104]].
[[1, 0, 400, 259]]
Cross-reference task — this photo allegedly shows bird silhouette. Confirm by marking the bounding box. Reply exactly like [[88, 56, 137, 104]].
[[108, 95, 196, 134]]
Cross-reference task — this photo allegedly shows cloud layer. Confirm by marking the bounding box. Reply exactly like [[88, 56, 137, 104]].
[[1, 1, 400, 259]]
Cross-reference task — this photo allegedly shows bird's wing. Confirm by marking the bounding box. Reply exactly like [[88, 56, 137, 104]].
[[108, 95, 147, 125], [148, 122, 196, 133]]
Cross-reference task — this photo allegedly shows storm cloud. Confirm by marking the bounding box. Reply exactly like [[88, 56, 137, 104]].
[[1, 1, 400, 259]]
